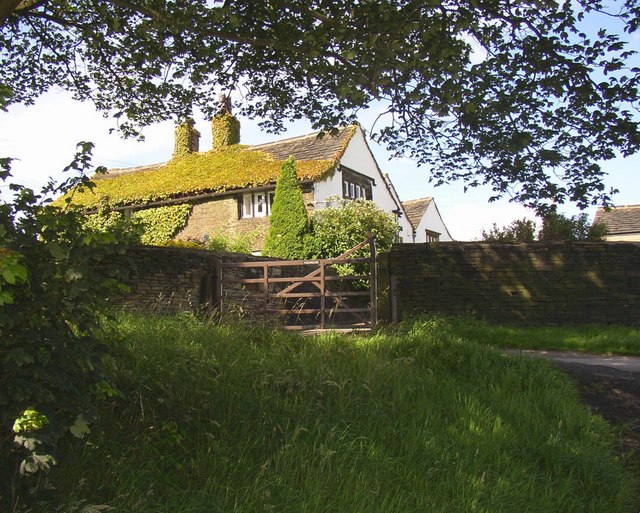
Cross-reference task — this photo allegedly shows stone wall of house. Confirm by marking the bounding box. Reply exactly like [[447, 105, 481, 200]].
[[378, 242, 640, 326], [175, 196, 270, 250], [175, 191, 315, 251]]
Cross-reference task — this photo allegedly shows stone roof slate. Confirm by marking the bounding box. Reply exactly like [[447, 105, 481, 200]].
[[402, 197, 433, 230], [253, 126, 355, 161], [594, 204, 640, 235]]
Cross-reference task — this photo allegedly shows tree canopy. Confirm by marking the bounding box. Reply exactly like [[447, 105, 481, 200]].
[[481, 212, 608, 241], [2, 1, 639, 212]]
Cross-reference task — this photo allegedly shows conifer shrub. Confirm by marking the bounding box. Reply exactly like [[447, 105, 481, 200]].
[[262, 157, 309, 259]]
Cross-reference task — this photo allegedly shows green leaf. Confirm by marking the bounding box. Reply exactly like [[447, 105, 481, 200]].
[[47, 242, 67, 261], [2, 267, 15, 284], [69, 413, 91, 439], [13, 408, 49, 433], [4, 347, 35, 366]]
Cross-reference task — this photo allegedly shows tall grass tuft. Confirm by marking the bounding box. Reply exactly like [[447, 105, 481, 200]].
[[43, 314, 637, 513]]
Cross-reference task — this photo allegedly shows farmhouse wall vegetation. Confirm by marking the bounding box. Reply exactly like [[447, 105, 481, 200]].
[[175, 190, 315, 248], [114, 242, 640, 326]]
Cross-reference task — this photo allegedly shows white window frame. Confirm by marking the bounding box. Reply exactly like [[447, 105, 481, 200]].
[[425, 229, 440, 243], [241, 191, 276, 219]]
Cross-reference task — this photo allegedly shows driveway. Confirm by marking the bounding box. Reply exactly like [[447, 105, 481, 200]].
[[505, 349, 640, 373]]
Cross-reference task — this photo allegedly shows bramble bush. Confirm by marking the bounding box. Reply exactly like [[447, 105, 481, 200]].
[[0, 144, 131, 511], [306, 198, 399, 260]]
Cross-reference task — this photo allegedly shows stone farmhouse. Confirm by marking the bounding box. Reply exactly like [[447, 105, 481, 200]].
[[594, 204, 640, 242], [66, 108, 452, 252]]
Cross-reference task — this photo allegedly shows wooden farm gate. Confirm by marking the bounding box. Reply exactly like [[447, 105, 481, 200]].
[[219, 235, 377, 330]]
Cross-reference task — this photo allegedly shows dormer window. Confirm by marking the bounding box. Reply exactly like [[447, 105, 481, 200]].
[[342, 166, 373, 200]]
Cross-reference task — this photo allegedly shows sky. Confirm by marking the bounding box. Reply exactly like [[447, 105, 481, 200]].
[[2, 88, 638, 241]]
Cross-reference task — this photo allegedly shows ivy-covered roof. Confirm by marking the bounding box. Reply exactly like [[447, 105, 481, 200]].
[[63, 125, 357, 209]]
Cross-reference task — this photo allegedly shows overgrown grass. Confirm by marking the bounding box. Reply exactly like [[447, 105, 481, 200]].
[[431, 316, 640, 355], [40, 314, 636, 512]]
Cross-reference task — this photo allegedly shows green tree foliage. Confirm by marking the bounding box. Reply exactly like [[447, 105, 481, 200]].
[[0, 146, 129, 510], [481, 218, 537, 242], [306, 199, 399, 260], [539, 212, 608, 241], [1, 1, 640, 211], [482, 212, 608, 242], [262, 157, 309, 259]]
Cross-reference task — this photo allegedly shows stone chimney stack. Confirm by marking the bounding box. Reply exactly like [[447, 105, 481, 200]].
[[173, 118, 200, 158], [211, 94, 240, 149]]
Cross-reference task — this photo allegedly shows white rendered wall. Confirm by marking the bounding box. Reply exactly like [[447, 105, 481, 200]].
[[605, 233, 640, 242], [314, 129, 414, 242], [312, 169, 342, 203], [414, 202, 454, 242]]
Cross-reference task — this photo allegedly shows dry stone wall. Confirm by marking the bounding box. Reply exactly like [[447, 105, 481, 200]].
[[111, 246, 269, 314], [113, 242, 640, 327], [378, 242, 640, 326]]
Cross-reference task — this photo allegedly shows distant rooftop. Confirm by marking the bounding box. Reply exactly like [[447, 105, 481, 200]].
[[594, 204, 640, 235], [402, 197, 433, 230]]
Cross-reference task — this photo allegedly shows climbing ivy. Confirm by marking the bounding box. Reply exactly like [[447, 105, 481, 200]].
[[132, 204, 193, 245], [173, 118, 200, 158], [58, 144, 341, 209], [211, 111, 240, 148], [82, 200, 143, 244], [84, 203, 192, 246]]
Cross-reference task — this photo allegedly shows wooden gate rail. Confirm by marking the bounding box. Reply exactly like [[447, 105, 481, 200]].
[[219, 235, 377, 330]]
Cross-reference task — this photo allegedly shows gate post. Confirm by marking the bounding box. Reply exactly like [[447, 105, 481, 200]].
[[262, 262, 269, 318], [369, 233, 377, 327], [320, 260, 326, 329]]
